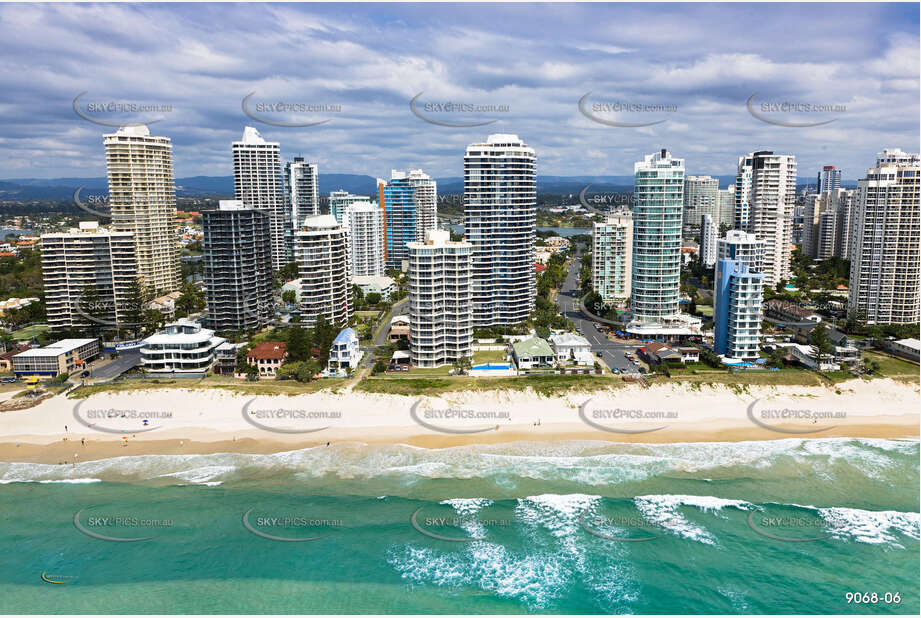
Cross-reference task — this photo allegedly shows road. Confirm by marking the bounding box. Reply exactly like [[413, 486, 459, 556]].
[[84, 348, 142, 381], [554, 251, 641, 374], [373, 297, 409, 347]]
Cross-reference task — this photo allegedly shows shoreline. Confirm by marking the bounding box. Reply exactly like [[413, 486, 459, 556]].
[[0, 377, 917, 465]]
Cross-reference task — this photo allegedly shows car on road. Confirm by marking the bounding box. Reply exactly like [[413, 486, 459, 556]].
[[0, 377, 16, 383]]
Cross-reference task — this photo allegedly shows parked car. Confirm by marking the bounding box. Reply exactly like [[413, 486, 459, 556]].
[[0, 377, 16, 383]]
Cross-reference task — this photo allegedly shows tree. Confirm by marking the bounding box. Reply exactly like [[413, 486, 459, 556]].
[[176, 281, 205, 317], [312, 315, 338, 363], [365, 292, 382, 306], [372, 359, 387, 375], [276, 361, 302, 380], [809, 325, 834, 366], [122, 278, 150, 338], [287, 325, 309, 362], [767, 346, 786, 369], [452, 355, 472, 375], [296, 359, 320, 383], [281, 289, 297, 305], [352, 284, 364, 310], [277, 261, 299, 282]]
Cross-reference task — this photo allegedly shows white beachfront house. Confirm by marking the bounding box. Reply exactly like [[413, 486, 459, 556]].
[[549, 332, 594, 366], [328, 328, 363, 374], [140, 318, 226, 375], [511, 337, 556, 370]]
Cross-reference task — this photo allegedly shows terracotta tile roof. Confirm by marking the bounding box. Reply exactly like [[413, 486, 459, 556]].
[[247, 342, 288, 360]]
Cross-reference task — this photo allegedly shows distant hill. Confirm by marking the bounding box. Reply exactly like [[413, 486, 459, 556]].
[[0, 174, 858, 201]]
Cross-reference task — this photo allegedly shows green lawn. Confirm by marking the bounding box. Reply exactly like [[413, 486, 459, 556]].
[[11, 323, 50, 341], [696, 305, 713, 317], [862, 351, 920, 382], [473, 348, 508, 364]]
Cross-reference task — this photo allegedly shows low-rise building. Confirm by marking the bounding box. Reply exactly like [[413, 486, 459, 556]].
[[353, 275, 396, 301], [149, 291, 182, 319], [773, 343, 840, 371], [638, 342, 684, 365], [511, 337, 556, 370], [548, 332, 593, 366], [12, 338, 100, 377], [888, 338, 920, 362], [140, 318, 226, 375], [389, 315, 410, 342], [213, 341, 244, 376], [827, 328, 861, 365], [763, 299, 823, 323], [0, 343, 31, 372], [247, 342, 288, 378], [0, 297, 39, 316], [676, 347, 700, 363], [328, 328, 363, 374]]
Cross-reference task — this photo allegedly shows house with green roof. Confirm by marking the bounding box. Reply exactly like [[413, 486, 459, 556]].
[[511, 337, 556, 370]]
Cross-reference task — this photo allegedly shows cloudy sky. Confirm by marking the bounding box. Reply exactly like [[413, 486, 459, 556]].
[[0, 2, 918, 182]]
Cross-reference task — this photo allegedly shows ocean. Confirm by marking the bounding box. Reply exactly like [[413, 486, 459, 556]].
[[0, 438, 918, 614]]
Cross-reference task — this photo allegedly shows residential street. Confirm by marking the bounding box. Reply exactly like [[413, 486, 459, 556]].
[[553, 250, 641, 374]]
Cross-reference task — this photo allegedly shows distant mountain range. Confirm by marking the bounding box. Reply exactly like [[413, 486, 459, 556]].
[[0, 174, 857, 201]]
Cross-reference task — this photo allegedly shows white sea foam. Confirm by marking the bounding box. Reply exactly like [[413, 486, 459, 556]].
[[633, 494, 755, 545], [817, 506, 920, 547], [0, 438, 914, 487], [389, 492, 638, 611]]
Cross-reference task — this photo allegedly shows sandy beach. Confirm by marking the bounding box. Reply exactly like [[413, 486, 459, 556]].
[[0, 378, 917, 464]]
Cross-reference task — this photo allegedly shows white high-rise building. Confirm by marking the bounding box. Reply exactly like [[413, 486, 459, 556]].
[[718, 187, 736, 228], [804, 189, 855, 260], [329, 190, 370, 225], [817, 166, 841, 193], [737, 151, 797, 286], [836, 189, 857, 260], [104, 125, 180, 294], [294, 215, 352, 327], [816, 209, 838, 261], [714, 259, 764, 361], [847, 149, 921, 324], [700, 214, 718, 267], [592, 211, 633, 304], [717, 230, 765, 274], [285, 157, 319, 226], [683, 175, 719, 232], [874, 148, 919, 166], [734, 156, 754, 229], [408, 229, 473, 368], [464, 134, 537, 327], [342, 202, 385, 277], [233, 126, 286, 270], [41, 222, 137, 332], [630, 149, 684, 323]]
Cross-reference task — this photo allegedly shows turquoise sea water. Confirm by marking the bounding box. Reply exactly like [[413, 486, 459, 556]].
[[0, 438, 918, 614]]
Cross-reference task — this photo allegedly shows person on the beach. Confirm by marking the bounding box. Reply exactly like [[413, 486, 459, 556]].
[[81, 438, 85, 447]]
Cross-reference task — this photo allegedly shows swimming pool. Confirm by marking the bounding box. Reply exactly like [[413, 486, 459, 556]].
[[471, 362, 514, 370]]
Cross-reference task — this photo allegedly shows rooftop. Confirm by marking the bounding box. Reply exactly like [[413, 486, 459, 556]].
[[333, 328, 358, 345], [549, 332, 590, 347], [512, 337, 554, 358], [14, 338, 97, 358], [248, 342, 288, 360]]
